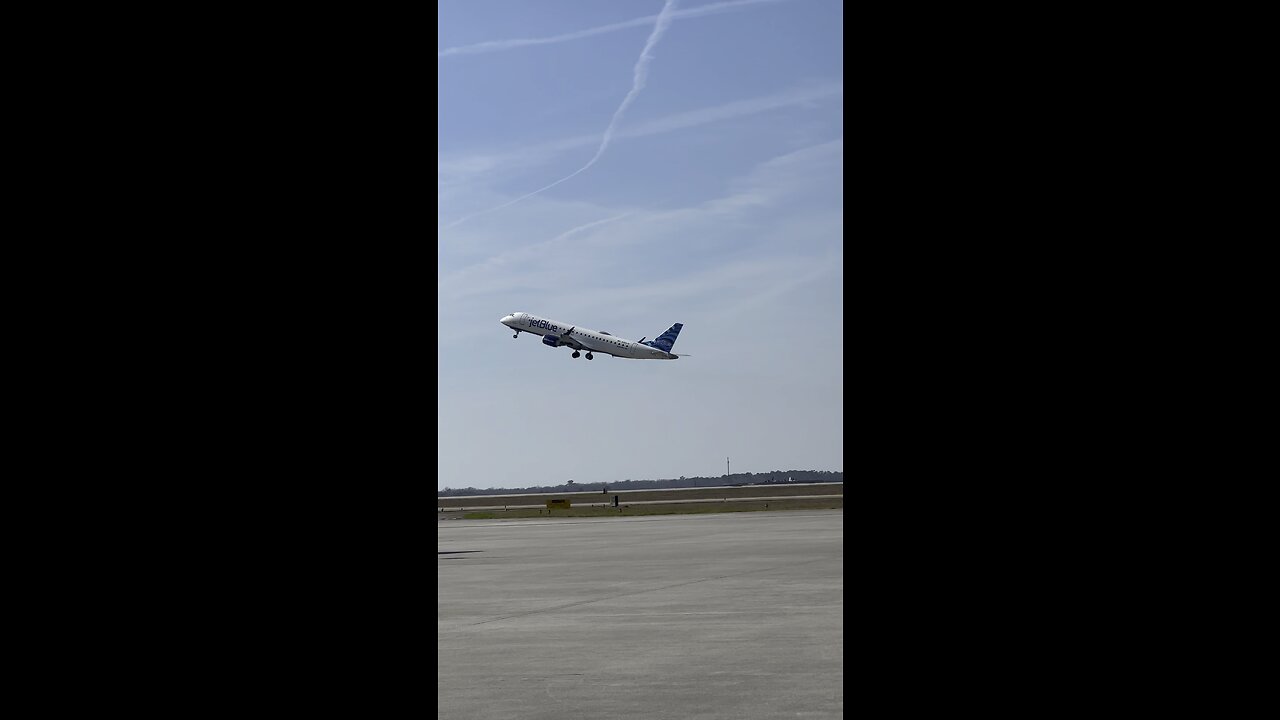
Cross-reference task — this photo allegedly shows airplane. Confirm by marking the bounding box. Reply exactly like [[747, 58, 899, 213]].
[[500, 312, 686, 360]]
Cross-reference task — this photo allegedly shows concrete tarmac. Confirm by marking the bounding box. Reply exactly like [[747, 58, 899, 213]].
[[438, 510, 843, 719]]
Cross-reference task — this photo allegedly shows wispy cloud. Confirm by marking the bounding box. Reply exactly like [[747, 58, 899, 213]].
[[447, 0, 682, 230], [440, 139, 842, 307], [438, 82, 843, 197], [439, 0, 789, 58], [617, 82, 842, 140], [444, 211, 636, 285]]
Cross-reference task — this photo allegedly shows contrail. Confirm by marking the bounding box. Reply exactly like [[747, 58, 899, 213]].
[[442, 212, 633, 289], [439, 0, 784, 58], [446, 0, 681, 230], [439, 82, 843, 188], [548, 212, 636, 245]]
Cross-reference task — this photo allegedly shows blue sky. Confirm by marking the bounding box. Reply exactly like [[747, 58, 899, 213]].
[[438, 0, 843, 490]]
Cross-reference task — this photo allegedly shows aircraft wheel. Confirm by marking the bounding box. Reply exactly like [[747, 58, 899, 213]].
[[513, 333, 518, 338], [586, 353, 593, 360], [572, 351, 580, 358]]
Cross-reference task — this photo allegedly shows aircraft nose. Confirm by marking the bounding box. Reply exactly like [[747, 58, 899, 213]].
[[500, 315, 513, 326]]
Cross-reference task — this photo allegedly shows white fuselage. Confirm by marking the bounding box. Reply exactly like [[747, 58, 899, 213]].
[[500, 312, 676, 360]]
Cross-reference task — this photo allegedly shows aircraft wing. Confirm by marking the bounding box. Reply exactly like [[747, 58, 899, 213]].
[[558, 328, 585, 351], [556, 329, 623, 357], [570, 333, 609, 351], [571, 334, 623, 356], [559, 330, 608, 354]]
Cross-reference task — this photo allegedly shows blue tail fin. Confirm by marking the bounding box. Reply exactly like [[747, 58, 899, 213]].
[[643, 323, 682, 352]]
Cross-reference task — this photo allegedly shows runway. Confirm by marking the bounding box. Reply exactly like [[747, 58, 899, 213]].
[[438, 510, 843, 719]]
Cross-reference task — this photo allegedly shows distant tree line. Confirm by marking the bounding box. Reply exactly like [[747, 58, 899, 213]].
[[438, 470, 842, 497]]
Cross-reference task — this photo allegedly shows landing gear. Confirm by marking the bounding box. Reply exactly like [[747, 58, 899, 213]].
[[586, 353, 594, 360], [513, 330, 520, 338], [572, 351, 580, 358]]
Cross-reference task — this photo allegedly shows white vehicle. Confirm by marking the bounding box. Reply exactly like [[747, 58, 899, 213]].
[[500, 312, 685, 360]]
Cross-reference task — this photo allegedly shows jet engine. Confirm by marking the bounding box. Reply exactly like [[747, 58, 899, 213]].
[[542, 335, 560, 347]]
